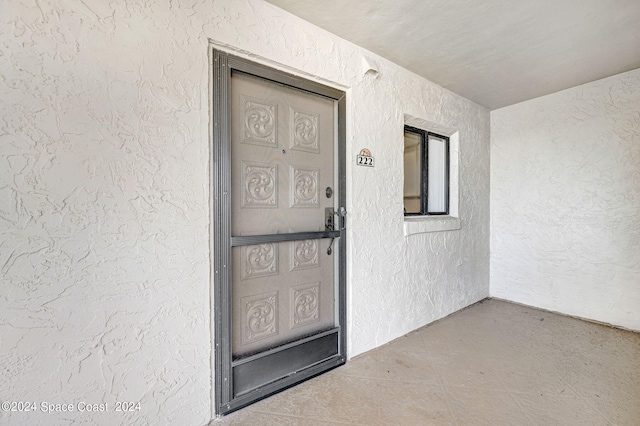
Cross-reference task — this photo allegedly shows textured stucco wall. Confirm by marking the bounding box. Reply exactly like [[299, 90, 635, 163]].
[[491, 68, 640, 331], [1, 0, 490, 424]]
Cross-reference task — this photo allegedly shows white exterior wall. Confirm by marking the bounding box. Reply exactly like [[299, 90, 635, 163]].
[[1, 0, 490, 424], [491, 68, 640, 331]]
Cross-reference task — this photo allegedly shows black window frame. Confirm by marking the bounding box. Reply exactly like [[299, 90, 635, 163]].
[[403, 125, 450, 216]]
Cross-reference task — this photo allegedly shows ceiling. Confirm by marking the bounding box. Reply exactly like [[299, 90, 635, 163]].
[[264, 0, 640, 110]]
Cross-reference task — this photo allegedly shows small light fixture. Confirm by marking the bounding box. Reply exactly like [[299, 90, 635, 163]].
[[362, 56, 379, 79]]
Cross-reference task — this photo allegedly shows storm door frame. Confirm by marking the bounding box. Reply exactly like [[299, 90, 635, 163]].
[[211, 48, 347, 416]]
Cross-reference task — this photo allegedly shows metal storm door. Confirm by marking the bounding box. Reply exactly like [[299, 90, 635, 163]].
[[212, 50, 347, 415]]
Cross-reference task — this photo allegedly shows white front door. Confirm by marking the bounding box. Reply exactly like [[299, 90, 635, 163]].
[[231, 72, 337, 358]]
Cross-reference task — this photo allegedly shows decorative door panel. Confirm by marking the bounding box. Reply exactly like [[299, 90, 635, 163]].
[[231, 72, 335, 237], [231, 238, 335, 357]]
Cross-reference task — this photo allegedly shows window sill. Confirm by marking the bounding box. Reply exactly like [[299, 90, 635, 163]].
[[403, 215, 461, 236]]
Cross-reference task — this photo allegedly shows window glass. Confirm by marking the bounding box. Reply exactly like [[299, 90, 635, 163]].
[[427, 135, 448, 214], [403, 126, 449, 216], [403, 131, 422, 214]]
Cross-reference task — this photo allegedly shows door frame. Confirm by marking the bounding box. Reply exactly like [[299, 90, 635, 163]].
[[211, 48, 347, 415]]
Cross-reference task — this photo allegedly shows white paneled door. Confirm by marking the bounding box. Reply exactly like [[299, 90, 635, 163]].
[[231, 72, 336, 357]]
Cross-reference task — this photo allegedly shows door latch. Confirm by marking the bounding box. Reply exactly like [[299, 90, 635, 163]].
[[326, 207, 336, 255], [326, 207, 347, 255], [338, 206, 347, 230], [325, 207, 335, 231], [325, 207, 347, 232]]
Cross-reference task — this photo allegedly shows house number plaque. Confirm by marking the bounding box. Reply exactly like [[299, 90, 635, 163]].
[[356, 148, 374, 167]]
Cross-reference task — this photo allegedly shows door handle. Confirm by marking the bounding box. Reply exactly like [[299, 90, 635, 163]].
[[326, 207, 346, 254], [326, 207, 347, 231], [325, 207, 335, 231], [337, 207, 347, 230], [327, 237, 335, 255]]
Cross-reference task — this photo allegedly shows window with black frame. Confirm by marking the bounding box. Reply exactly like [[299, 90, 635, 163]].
[[403, 126, 449, 216]]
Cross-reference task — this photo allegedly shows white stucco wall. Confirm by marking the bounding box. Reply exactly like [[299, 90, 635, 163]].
[[1, 0, 490, 424], [491, 68, 640, 331]]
